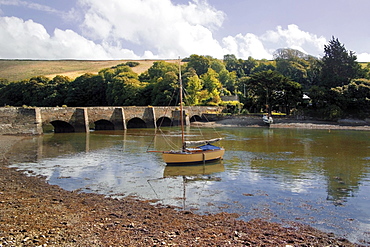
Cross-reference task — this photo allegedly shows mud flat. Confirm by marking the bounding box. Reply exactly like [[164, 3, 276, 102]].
[[0, 134, 359, 246], [193, 116, 370, 131]]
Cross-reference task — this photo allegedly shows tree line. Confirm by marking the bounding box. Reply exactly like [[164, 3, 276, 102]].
[[0, 37, 369, 120]]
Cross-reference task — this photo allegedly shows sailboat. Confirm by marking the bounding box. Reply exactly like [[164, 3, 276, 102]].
[[154, 58, 225, 165], [262, 114, 273, 125], [262, 91, 273, 125]]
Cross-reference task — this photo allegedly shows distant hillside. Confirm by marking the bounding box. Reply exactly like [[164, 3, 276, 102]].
[[0, 59, 178, 82], [1, 59, 368, 83]]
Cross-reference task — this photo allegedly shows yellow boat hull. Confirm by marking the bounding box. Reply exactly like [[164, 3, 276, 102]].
[[162, 148, 225, 165]]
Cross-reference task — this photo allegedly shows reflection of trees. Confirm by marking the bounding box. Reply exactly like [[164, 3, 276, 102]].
[[7, 133, 91, 163], [7, 130, 159, 165], [321, 155, 364, 203], [7, 132, 121, 163], [6, 135, 44, 163], [326, 174, 357, 204], [314, 132, 367, 203], [241, 129, 368, 204]]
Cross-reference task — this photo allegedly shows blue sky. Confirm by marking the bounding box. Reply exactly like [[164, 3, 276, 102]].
[[1, 0, 369, 61]]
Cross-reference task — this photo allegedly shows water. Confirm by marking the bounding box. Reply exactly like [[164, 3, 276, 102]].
[[7, 127, 370, 244]]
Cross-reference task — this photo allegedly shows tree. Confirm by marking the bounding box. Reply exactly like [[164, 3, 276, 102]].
[[106, 76, 143, 106], [0, 78, 8, 88], [42, 75, 71, 106], [102, 65, 143, 106], [252, 60, 276, 73], [22, 76, 50, 106], [218, 69, 237, 95], [65, 74, 107, 106], [240, 57, 258, 76], [0, 81, 24, 106], [209, 59, 226, 73], [331, 78, 370, 117], [246, 70, 301, 115], [306, 56, 322, 88], [200, 68, 222, 105], [320, 37, 362, 88], [278, 80, 303, 115], [224, 54, 240, 74], [185, 75, 203, 105], [187, 54, 210, 76], [274, 48, 311, 89], [223, 55, 257, 77], [151, 71, 178, 106]]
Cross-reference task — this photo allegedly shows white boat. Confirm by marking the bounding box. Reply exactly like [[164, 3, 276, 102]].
[[262, 115, 273, 124]]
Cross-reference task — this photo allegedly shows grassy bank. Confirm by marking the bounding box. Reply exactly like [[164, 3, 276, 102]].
[[0, 59, 178, 82]]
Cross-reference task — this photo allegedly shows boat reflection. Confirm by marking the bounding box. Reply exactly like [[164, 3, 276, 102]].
[[163, 160, 225, 177], [160, 160, 225, 210]]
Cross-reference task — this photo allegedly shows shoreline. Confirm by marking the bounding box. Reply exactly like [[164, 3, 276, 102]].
[[0, 121, 365, 246], [193, 116, 370, 131]]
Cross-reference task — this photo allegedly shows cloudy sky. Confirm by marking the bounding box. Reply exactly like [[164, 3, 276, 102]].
[[1, 0, 369, 61]]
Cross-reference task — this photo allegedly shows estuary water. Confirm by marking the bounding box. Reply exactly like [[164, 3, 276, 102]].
[[7, 127, 370, 244]]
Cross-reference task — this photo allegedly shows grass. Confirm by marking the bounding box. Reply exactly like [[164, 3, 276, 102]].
[[0, 59, 178, 82]]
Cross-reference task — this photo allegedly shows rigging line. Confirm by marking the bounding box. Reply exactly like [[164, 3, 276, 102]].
[[157, 128, 178, 150], [145, 127, 178, 152], [146, 84, 178, 152], [147, 177, 165, 200], [202, 113, 223, 139], [181, 88, 207, 141], [120, 161, 162, 174]]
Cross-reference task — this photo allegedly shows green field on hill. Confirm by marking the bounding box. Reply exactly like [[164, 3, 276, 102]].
[[0, 59, 177, 82]]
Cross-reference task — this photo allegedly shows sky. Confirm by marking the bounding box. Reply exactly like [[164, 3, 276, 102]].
[[0, 0, 370, 61]]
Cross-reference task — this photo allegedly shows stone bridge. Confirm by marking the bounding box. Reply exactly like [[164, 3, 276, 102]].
[[0, 106, 223, 135]]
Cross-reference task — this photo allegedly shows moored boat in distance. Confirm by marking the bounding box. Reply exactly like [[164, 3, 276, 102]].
[[262, 114, 273, 125]]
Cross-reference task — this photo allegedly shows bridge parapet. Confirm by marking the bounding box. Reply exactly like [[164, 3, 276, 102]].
[[0, 106, 223, 135]]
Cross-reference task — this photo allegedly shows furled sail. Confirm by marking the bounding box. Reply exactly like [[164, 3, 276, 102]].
[[184, 138, 223, 148]]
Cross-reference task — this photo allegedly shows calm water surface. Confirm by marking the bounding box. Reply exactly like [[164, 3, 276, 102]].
[[7, 127, 370, 244]]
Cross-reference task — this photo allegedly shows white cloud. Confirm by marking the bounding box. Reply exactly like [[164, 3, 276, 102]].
[[220, 25, 327, 60], [357, 53, 370, 63], [0, 16, 138, 59], [261, 24, 327, 57], [78, 0, 225, 58], [0, 0, 62, 15], [0, 1, 330, 60], [222, 33, 272, 60]]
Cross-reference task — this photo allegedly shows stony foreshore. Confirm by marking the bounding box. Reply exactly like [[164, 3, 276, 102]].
[[194, 116, 370, 131], [1, 118, 368, 246]]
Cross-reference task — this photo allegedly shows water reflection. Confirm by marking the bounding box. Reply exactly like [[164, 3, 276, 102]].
[[164, 161, 225, 177], [6, 128, 370, 244]]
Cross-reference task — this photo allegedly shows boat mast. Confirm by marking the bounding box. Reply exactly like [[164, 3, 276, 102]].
[[179, 57, 185, 151]]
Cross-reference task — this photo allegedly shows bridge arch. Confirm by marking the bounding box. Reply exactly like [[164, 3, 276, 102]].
[[156, 117, 172, 127], [127, 117, 147, 128], [190, 115, 202, 122], [94, 119, 115, 130], [50, 120, 75, 133]]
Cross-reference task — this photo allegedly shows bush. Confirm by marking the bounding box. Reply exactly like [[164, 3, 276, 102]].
[[220, 101, 244, 114], [125, 61, 140, 67]]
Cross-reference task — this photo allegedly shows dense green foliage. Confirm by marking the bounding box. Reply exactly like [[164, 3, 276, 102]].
[[0, 38, 369, 119]]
